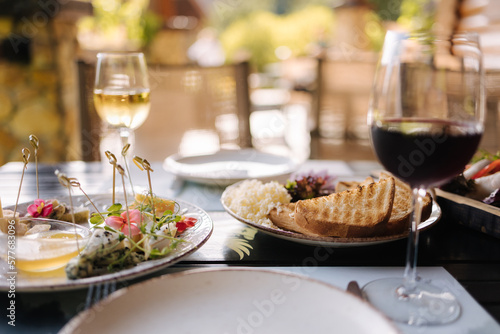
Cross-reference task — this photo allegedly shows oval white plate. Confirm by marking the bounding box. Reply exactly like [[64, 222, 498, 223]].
[[60, 268, 399, 334], [221, 181, 441, 247], [0, 196, 213, 292], [163, 149, 299, 186]]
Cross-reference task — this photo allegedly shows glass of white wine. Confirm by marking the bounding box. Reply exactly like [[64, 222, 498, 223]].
[[94, 52, 150, 158]]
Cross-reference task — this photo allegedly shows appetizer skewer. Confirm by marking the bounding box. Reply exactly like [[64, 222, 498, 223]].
[[29, 135, 39, 199]]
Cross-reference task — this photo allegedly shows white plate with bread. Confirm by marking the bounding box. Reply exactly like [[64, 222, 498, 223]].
[[221, 173, 441, 247]]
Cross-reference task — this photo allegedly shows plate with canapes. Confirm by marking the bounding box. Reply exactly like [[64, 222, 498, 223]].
[[0, 194, 213, 291], [221, 173, 441, 247]]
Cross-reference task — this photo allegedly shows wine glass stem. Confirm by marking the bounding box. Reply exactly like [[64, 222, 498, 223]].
[[119, 127, 134, 151], [402, 187, 426, 292]]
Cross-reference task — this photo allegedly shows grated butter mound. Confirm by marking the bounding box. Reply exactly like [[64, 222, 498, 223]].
[[225, 179, 291, 228]]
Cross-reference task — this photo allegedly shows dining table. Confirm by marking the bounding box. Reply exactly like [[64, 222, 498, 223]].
[[0, 158, 499, 334]]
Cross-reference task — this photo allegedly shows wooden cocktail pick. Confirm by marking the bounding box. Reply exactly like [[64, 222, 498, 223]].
[[55, 170, 81, 252], [121, 143, 135, 198], [66, 177, 105, 222], [29, 135, 39, 199], [105, 151, 118, 204], [132, 156, 156, 220], [13, 148, 30, 219], [116, 164, 132, 237]]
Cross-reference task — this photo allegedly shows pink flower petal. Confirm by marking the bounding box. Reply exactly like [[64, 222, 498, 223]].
[[27, 203, 40, 217], [105, 216, 125, 230], [121, 223, 141, 237], [41, 203, 53, 217], [121, 209, 143, 226], [34, 199, 45, 206]]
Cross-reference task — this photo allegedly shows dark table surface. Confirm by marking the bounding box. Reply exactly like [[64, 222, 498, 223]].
[[0, 160, 499, 333]]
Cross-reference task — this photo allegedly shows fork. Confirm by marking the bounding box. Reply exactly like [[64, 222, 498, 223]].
[[84, 280, 117, 310]]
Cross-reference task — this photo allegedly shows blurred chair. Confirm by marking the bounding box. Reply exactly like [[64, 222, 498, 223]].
[[444, 0, 500, 153], [77, 60, 251, 161], [308, 54, 378, 161], [311, 53, 378, 142], [459, 0, 500, 154]]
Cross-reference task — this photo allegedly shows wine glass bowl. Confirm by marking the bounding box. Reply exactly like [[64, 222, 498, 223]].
[[93, 52, 151, 155], [363, 31, 484, 325], [369, 31, 484, 189]]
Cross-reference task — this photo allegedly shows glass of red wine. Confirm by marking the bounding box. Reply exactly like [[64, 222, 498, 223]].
[[363, 31, 484, 325]]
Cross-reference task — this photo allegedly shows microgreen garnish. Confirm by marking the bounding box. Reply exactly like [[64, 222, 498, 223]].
[[148, 240, 180, 259], [89, 203, 122, 225], [85, 191, 197, 273]]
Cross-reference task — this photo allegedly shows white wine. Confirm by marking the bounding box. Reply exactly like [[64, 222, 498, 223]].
[[93, 89, 151, 129]]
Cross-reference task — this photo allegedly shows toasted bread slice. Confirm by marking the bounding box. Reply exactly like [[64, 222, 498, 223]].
[[379, 171, 433, 235], [292, 177, 395, 237], [269, 203, 311, 234]]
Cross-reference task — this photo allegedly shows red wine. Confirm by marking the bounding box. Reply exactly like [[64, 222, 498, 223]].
[[371, 119, 482, 188]]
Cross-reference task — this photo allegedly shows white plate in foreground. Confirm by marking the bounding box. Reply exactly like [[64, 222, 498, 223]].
[[163, 149, 299, 186], [0, 196, 213, 292], [60, 268, 399, 334]]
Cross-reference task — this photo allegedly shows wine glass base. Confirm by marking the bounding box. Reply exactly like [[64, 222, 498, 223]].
[[362, 277, 461, 326]]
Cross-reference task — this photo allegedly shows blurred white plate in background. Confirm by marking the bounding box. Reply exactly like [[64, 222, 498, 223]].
[[163, 149, 299, 186]]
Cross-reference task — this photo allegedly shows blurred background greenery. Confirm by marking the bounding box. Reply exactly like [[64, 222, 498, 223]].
[[72, 0, 435, 70]]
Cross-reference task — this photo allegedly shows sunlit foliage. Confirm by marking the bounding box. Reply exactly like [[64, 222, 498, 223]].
[[78, 0, 161, 49], [397, 0, 436, 33], [219, 5, 335, 70]]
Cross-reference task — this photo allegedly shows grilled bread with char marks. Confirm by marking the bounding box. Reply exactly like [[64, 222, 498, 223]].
[[270, 177, 395, 238], [378, 172, 433, 235], [269, 173, 433, 238]]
